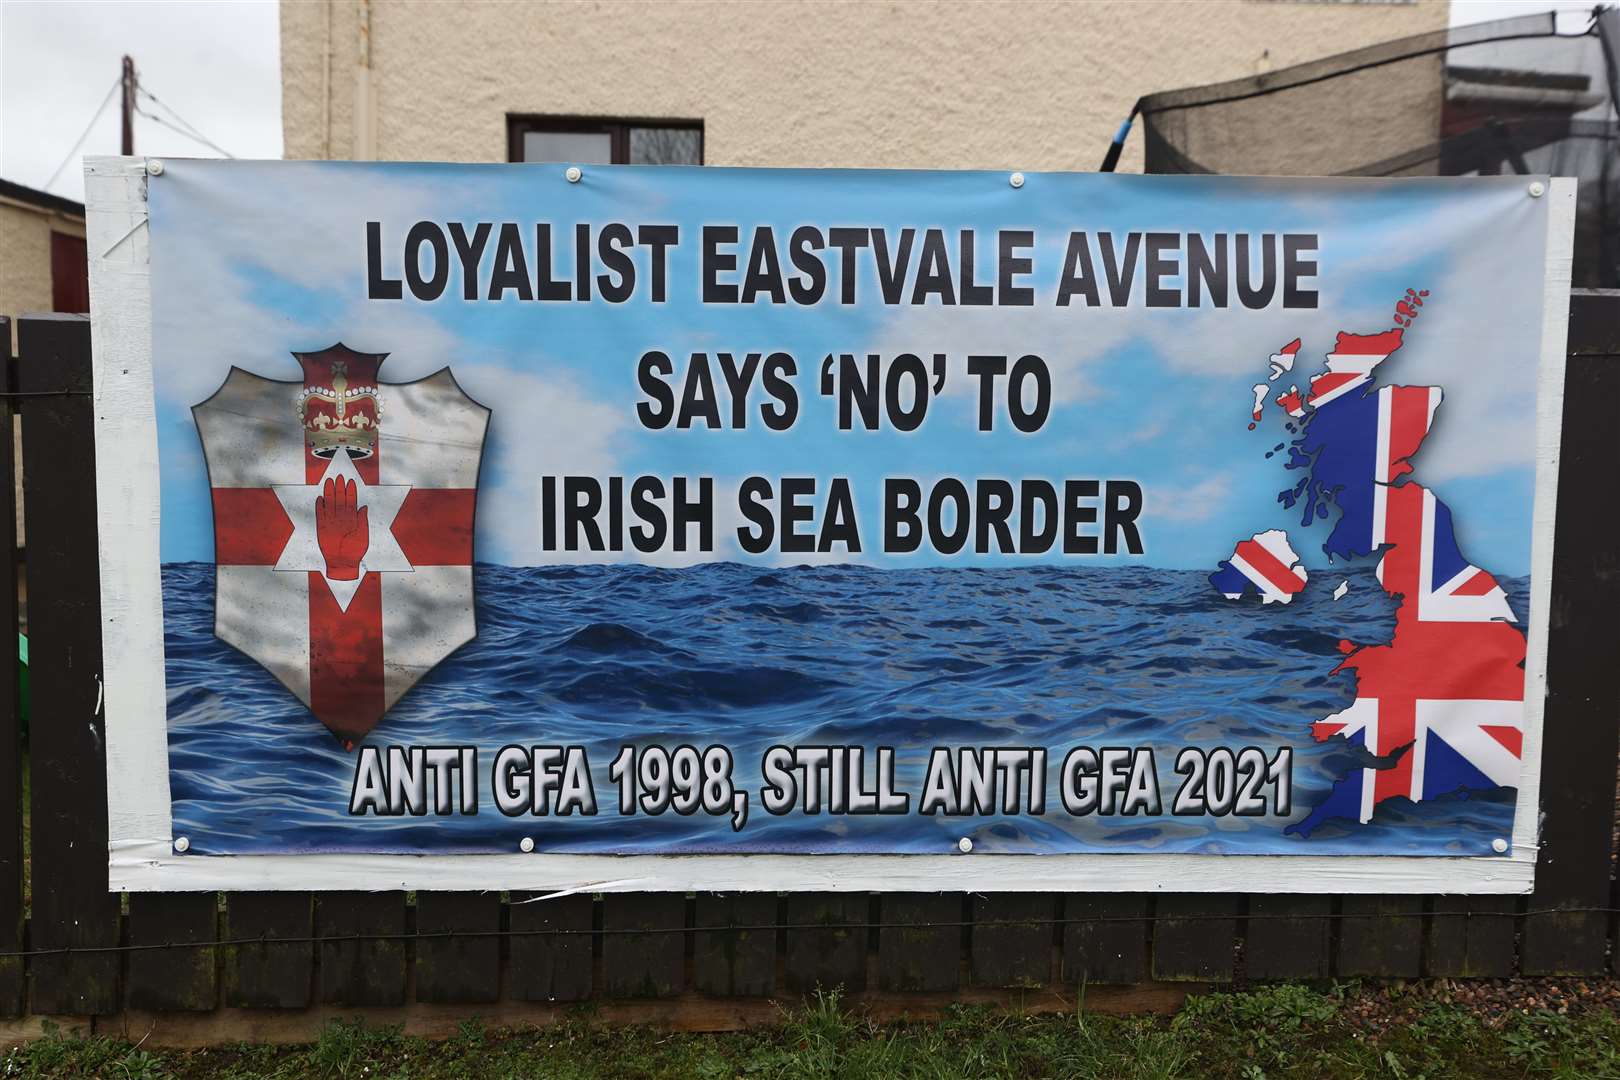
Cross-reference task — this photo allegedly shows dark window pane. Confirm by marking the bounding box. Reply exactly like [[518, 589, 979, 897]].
[[522, 130, 613, 164], [629, 127, 701, 165]]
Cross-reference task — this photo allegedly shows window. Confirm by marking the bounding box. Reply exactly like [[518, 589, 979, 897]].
[[508, 116, 703, 166], [50, 231, 89, 314]]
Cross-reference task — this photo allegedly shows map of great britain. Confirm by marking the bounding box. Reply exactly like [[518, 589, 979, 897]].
[[1210, 289, 1527, 839]]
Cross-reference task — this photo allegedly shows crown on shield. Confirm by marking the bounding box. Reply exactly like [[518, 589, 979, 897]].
[[293, 344, 385, 459]]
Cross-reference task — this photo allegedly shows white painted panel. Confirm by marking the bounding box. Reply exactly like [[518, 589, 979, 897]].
[[107, 845, 1537, 894], [1510, 175, 1577, 867], [87, 156, 174, 857]]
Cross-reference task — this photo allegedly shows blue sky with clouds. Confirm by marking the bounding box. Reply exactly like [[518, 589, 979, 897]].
[[147, 161, 1551, 575]]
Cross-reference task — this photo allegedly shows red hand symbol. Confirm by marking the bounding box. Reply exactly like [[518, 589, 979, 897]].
[[316, 475, 369, 580]]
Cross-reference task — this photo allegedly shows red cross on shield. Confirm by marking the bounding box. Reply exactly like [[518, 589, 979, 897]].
[[193, 344, 489, 747]]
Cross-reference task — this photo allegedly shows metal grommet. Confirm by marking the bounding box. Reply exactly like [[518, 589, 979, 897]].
[[519, 836, 536, 853], [1009, 172, 1025, 189], [173, 835, 190, 853], [957, 836, 973, 853], [1491, 837, 1509, 853], [1528, 181, 1545, 198], [146, 159, 165, 177], [565, 166, 582, 183]]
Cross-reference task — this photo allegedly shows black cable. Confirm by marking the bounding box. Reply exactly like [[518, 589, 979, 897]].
[[133, 103, 235, 160], [41, 76, 122, 192], [134, 84, 235, 158]]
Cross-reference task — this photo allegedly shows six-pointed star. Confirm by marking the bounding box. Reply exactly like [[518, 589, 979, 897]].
[[273, 449, 412, 611]]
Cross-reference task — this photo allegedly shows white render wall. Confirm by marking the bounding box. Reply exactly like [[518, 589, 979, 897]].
[[279, 0, 1449, 172]]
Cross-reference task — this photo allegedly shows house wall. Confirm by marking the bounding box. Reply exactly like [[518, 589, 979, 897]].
[[279, 0, 1449, 172], [0, 200, 82, 324]]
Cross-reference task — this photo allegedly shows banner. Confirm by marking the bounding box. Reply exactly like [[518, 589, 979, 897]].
[[88, 160, 1573, 891]]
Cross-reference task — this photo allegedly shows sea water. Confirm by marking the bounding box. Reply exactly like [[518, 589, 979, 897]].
[[161, 562, 1520, 856]]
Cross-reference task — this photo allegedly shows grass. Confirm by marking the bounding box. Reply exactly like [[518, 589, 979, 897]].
[[3, 983, 1620, 1079]]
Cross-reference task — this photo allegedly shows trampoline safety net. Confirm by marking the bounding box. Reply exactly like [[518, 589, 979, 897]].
[[1130, 10, 1620, 288]]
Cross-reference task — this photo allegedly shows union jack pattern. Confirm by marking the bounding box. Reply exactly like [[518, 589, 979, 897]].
[[1223, 290, 1527, 837]]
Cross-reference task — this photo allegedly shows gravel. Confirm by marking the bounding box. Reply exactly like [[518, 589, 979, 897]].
[[1336, 975, 1620, 1031]]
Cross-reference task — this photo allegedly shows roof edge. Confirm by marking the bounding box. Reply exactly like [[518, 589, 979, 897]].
[[0, 177, 86, 219]]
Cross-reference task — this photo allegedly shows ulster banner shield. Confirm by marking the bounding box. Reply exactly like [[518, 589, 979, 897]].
[[194, 345, 488, 746]]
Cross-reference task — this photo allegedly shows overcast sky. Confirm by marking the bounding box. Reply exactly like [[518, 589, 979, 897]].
[[1, 0, 282, 202], [0, 1, 1603, 204]]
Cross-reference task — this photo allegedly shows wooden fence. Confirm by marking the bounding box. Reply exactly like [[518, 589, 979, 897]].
[[0, 295, 1616, 1035]]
